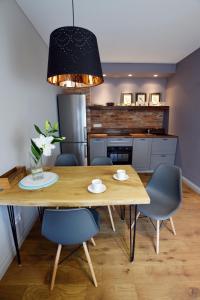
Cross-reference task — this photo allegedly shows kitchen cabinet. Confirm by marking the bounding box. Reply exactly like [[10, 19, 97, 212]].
[[89, 138, 107, 163], [132, 138, 152, 171], [107, 138, 133, 147], [89, 136, 177, 172], [151, 138, 177, 154], [150, 138, 177, 171], [150, 154, 175, 170]]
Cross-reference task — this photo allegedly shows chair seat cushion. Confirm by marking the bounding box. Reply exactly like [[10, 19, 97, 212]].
[[138, 191, 180, 220]]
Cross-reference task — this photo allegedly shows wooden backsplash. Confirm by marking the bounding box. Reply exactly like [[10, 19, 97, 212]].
[[87, 107, 167, 131]]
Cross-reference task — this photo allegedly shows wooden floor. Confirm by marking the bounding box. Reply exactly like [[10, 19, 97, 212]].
[[0, 175, 200, 300]]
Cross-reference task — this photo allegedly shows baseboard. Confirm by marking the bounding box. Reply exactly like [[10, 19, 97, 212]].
[[182, 176, 200, 194], [0, 211, 37, 280]]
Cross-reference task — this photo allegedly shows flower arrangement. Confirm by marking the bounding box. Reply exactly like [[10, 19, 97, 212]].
[[31, 120, 65, 164]]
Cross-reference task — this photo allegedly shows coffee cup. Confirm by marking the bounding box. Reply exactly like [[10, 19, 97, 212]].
[[116, 169, 126, 179], [91, 179, 102, 192]]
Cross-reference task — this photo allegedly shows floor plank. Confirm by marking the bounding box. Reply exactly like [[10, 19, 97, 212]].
[[0, 174, 200, 300]]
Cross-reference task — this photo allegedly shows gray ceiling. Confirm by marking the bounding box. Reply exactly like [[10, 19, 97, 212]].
[[16, 0, 200, 63]]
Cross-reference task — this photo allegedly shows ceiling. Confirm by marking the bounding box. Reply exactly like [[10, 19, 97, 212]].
[[16, 0, 200, 63]]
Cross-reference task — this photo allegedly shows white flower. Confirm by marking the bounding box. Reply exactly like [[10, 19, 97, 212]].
[[33, 134, 55, 157]]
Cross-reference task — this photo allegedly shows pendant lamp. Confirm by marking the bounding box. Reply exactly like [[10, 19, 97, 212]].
[[47, 0, 103, 88]]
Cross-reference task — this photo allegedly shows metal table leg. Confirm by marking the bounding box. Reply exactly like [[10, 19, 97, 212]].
[[37, 207, 44, 222], [7, 205, 21, 265], [120, 205, 126, 220], [130, 205, 137, 262]]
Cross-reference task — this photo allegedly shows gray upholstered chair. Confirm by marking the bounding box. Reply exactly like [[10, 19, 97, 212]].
[[91, 156, 113, 166], [55, 153, 78, 166], [91, 156, 116, 232], [42, 208, 100, 290], [132, 164, 182, 254]]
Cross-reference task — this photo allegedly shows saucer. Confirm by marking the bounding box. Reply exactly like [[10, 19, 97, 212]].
[[113, 174, 129, 181], [88, 184, 107, 194]]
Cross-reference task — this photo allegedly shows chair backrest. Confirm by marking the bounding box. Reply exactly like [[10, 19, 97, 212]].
[[42, 208, 99, 245], [55, 153, 78, 166], [91, 156, 113, 166], [147, 164, 182, 207]]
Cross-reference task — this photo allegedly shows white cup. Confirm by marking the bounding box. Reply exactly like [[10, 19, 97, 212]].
[[116, 169, 126, 179], [91, 179, 102, 192]]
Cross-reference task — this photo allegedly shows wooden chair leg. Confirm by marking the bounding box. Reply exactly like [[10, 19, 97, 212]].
[[131, 212, 140, 229], [156, 220, 160, 254], [169, 217, 176, 235], [107, 205, 116, 232], [50, 244, 62, 291], [83, 242, 98, 287], [112, 205, 115, 211], [90, 238, 96, 246]]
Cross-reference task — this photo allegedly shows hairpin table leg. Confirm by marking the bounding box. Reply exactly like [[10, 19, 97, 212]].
[[120, 205, 126, 220], [37, 207, 44, 222], [130, 205, 137, 262], [7, 205, 21, 265]]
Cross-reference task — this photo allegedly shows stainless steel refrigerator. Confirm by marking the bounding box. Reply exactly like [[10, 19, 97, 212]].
[[57, 94, 87, 165]]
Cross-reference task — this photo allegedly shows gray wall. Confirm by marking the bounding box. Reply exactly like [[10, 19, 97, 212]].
[[0, 0, 59, 279], [166, 48, 200, 187], [91, 78, 167, 105]]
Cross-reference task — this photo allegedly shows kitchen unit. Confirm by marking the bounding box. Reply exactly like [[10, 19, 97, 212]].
[[89, 135, 177, 172]]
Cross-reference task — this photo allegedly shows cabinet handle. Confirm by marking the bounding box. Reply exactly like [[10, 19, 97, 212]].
[[161, 155, 166, 157], [140, 139, 145, 141], [163, 138, 168, 141]]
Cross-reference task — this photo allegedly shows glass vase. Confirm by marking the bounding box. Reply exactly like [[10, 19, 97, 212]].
[[30, 153, 44, 180]]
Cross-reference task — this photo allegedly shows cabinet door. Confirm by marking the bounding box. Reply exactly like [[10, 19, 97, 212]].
[[150, 154, 175, 171], [132, 138, 152, 171], [151, 138, 177, 154], [89, 138, 107, 163]]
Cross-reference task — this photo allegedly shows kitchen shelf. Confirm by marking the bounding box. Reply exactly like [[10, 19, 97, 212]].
[[87, 105, 169, 111]]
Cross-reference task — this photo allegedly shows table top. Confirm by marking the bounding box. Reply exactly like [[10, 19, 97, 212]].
[[0, 165, 150, 207]]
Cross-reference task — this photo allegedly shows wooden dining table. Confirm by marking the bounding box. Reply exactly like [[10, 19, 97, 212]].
[[0, 165, 150, 264]]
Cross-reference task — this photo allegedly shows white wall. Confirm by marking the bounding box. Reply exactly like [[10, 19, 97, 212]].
[[0, 0, 60, 279], [91, 77, 167, 105]]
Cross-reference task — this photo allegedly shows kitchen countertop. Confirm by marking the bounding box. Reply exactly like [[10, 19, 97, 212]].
[[88, 133, 177, 138]]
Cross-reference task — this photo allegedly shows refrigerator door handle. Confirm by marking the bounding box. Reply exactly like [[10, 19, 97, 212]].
[[84, 144, 87, 158], [84, 126, 87, 141]]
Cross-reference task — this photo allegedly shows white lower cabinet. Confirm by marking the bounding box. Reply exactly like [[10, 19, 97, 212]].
[[132, 138, 152, 171], [132, 137, 177, 172], [149, 138, 177, 171], [150, 154, 175, 170]]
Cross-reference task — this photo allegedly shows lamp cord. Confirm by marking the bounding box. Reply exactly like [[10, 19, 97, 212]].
[[72, 0, 75, 26]]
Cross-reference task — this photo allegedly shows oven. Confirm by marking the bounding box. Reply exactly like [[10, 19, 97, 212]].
[[107, 138, 133, 165]]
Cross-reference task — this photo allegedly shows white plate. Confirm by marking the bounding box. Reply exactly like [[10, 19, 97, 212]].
[[113, 174, 129, 181], [88, 184, 107, 194]]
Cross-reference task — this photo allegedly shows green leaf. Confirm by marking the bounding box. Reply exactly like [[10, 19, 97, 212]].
[[45, 120, 50, 131], [31, 145, 40, 162], [52, 137, 65, 144], [34, 125, 45, 136], [31, 140, 42, 157], [48, 129, 58, 134], [53, 122, 59, 130]]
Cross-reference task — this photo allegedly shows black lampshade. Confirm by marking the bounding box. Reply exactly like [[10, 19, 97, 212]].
[[47, 26, 104, 88]]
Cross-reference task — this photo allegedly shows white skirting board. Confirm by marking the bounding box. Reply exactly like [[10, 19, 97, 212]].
[[182, 176, 200, 194]]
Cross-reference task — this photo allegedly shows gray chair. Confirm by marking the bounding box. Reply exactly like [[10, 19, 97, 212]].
[[91, 156, 113, 166], [55, 153, 78, 166], [91, 156, 115, 232], [42, 208, 100, 290], [132, 164, 182, 254]]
